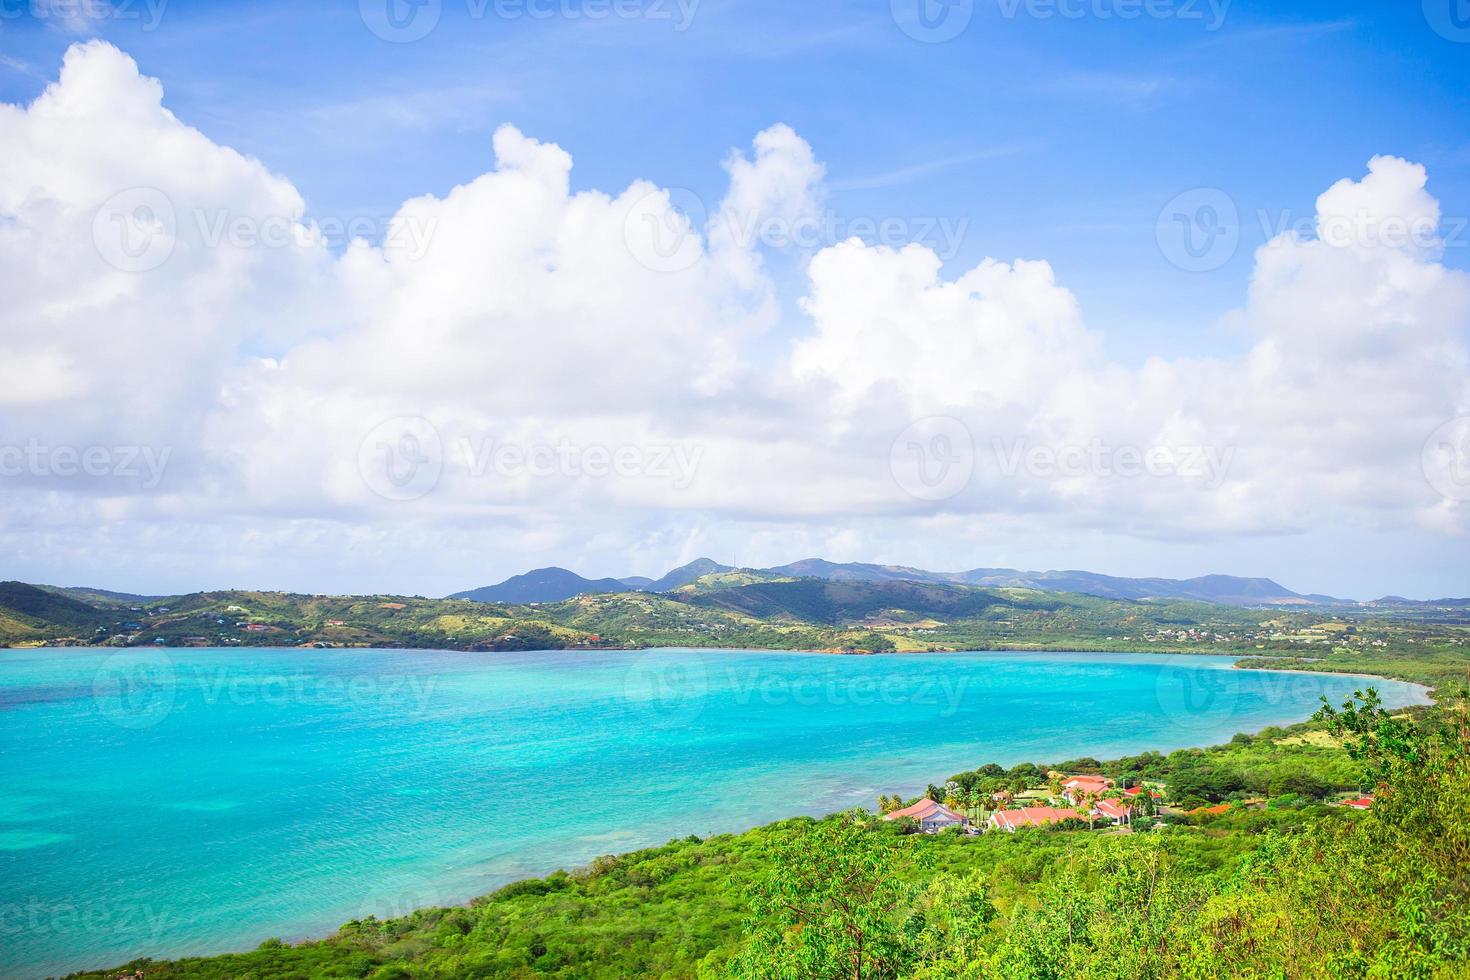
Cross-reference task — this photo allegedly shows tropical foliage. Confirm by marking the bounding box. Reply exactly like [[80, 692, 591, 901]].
[[70, 693, 1470, 979]]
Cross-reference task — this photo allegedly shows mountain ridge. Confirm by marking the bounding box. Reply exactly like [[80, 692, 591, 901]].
[[447, 558, 1358, 607], [448, 567, 631, 604]]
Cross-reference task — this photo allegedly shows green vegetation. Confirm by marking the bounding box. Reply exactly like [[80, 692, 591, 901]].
[[8, 576, 1469, 679], [70, 692, 1470, 979], [8, 564, 1469, 979], [935, 719, 1362, 813]]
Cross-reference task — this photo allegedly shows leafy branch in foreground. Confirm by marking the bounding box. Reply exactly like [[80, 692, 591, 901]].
[[722, 814, 994, 980], [1315, 687, 1470, 878]]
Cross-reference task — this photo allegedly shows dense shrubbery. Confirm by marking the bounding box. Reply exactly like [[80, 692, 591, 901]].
[[722, 691, 1470, 979], [72, 694, 1470, 979]]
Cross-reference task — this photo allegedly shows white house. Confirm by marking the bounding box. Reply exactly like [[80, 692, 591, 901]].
[[988, 806, 1083, 833], [1091, 798, 1132, 827], [884, 798, 968, 833]]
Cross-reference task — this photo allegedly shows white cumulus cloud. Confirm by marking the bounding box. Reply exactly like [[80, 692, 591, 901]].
[[1, 42, 1466, 594]]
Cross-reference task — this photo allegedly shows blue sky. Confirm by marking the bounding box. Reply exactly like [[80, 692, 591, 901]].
[[6, 0, 1466, 362], [1, 0, 1468, 598]]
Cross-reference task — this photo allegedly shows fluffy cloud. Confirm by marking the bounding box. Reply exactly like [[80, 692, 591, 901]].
[[789, 155, 1470, 535], [1, 42, 1467, 593], [0, 40, 337, 449]]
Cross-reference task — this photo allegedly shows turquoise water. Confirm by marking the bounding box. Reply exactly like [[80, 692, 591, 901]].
[[0, 646, 1426, 978]]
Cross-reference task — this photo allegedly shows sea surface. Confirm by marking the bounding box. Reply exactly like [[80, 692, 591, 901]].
[[0, 646, 1427, 977]]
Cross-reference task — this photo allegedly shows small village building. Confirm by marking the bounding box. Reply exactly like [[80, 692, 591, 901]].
[[1061, 775, 1112, 803], [1091, 798, 1132, 826], [988, 806, 1082, 833], [883, 798, 968, 833], [1342, 796, 1374, 810]]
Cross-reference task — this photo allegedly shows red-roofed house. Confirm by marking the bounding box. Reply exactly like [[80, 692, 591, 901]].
[[1123, 786, 1161, 799], [988, 806, 1083, 833], [1091, 798, 1132, 826], [1061, 775, 1112, 803], [883, 798, 968, 833], [1342, 796, 1374, 810]]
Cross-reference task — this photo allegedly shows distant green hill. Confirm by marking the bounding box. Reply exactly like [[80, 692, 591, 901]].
[[448, 567, 632, 603], [449, 557, 1348, 606], [0, 581, 110, 634], [6, 576, 1469, 691], [682, 578, 1016, 624]]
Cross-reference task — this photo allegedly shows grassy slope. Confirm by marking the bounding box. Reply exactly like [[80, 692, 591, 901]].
[[0, 581, 108, 628], [65, 721, 1364, 980]]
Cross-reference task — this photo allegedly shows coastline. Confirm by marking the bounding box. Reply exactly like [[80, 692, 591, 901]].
[[1225, 659, 1437, 699], [11, 648, 1433, 979]]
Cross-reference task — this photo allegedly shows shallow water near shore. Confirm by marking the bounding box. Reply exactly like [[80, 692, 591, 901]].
[[0, 646, 1426, 977]]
